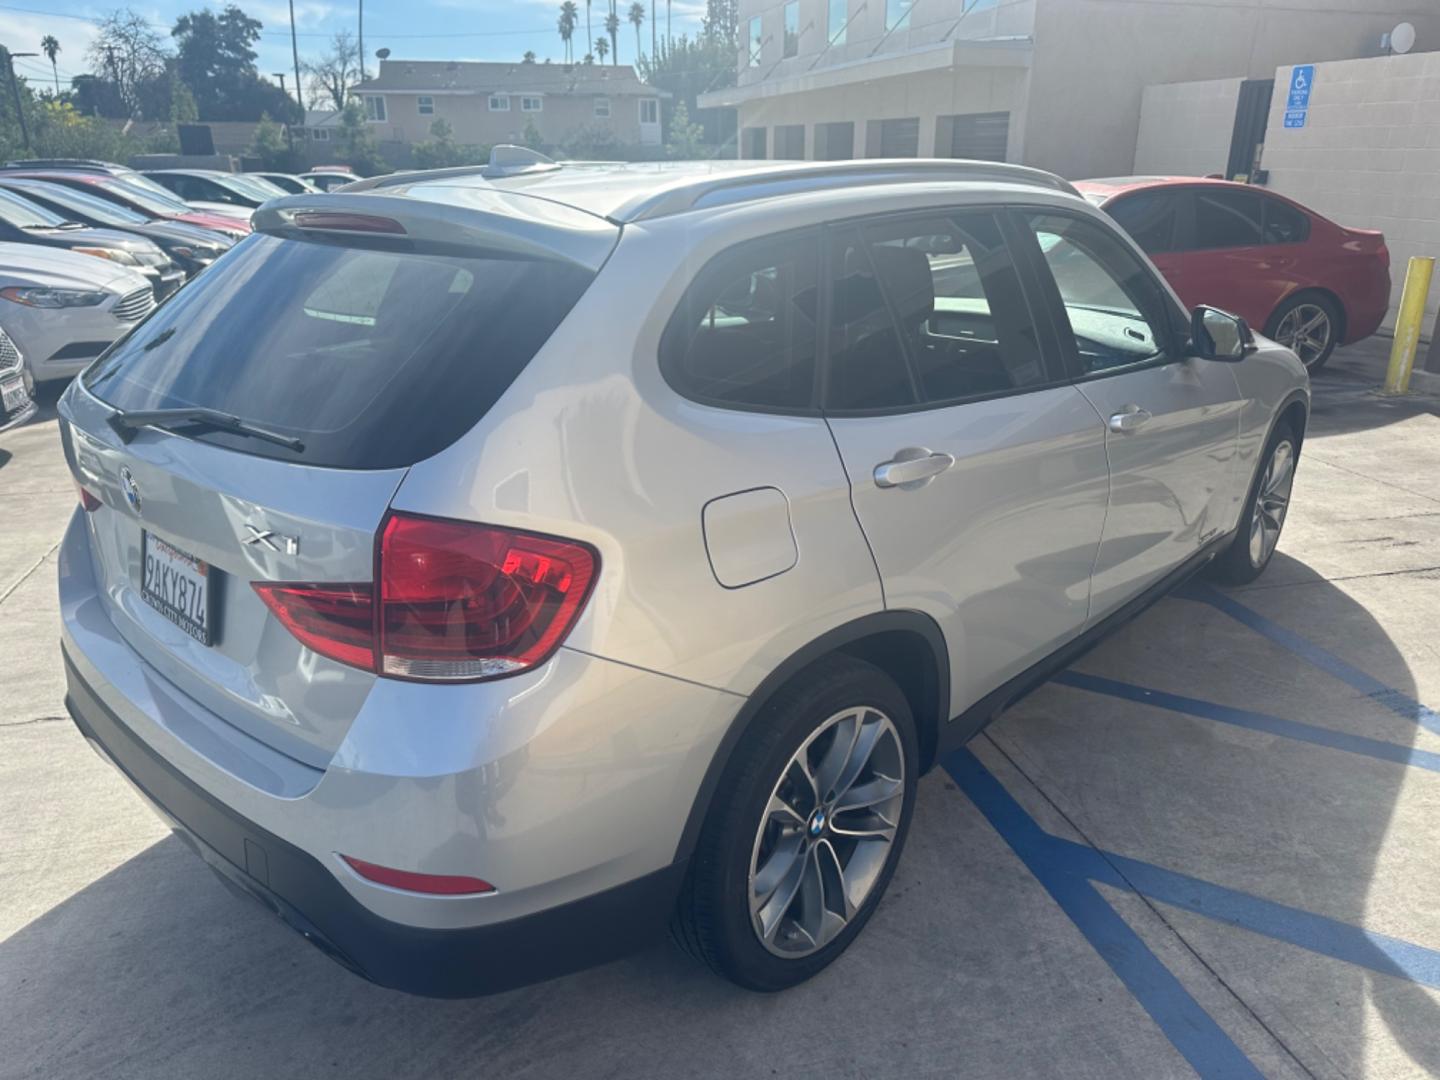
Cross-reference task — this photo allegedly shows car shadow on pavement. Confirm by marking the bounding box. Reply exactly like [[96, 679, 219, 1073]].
[[994, 549, 1440, 1077]]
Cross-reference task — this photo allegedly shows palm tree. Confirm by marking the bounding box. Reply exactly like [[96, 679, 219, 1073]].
[[666, 0, 671, 49], [605, 10, 621, 64], [40, 34, 60, 96], [650, 0, 656, 61], [594, 36, 608, 63], [558, 0, 578, 63], [628, 2, 645, 62], [585, 0, 593, 61]]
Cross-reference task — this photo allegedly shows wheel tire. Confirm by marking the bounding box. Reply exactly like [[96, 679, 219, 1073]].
[[1266, 292, 1341, 372], [1208, 418, 1299, 585], [672, 655, 919, 992]]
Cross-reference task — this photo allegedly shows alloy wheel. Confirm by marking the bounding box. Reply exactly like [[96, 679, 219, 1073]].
[[748, 706, 905, 958], [1274, 304, 1332, 368], [1249, 439, 1295, 567]]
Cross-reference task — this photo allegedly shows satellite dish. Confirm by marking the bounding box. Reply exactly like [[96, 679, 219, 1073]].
[[1390, 21, 1416, 54], [375, 47, 391, 60]]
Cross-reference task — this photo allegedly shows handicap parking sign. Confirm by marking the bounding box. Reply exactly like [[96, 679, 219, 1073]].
[[1288, 65, 1314, 111]]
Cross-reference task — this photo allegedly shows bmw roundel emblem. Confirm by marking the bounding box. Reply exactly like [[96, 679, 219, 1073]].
[[119, 467, 141, 514]]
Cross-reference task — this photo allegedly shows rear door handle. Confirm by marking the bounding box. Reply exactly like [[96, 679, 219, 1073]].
[[873, 449, 955, 489], [1108, 405, 1153, 435]]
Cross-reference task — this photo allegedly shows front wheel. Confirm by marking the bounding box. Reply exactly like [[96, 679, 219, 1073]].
[[673, 656, 918, 991], [1209, 420, 1298, 585], [1267, 293, 1340, 372]]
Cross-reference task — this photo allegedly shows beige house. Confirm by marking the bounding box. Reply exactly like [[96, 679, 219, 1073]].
[[351, 59, 665, 150], [701, 0, 1440, 179]]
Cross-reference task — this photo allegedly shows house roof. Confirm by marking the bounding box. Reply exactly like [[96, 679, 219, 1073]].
[[355, 59, 662, 98], [303, 109, 342, 128]]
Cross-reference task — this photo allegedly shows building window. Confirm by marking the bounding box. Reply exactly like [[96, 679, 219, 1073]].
[[489, 94, 509, 111], [828, 0, 847, 45], [885, 0, 912, 31], [742, 126, 767, 160], [783, 2, 799, 57], [521, 96, 543, 112], [594, 97, 611, 118], [417, 95, 434, 115], [875, 117, 919, 157], [748, 15, 762, 67], [774, 124, 804, 159], [934, 111, 1009, 161], [363, 95, 386, 122], [639, 98, 659, 125], [815, 121, 853, 160], [311, 128, 331, 142]]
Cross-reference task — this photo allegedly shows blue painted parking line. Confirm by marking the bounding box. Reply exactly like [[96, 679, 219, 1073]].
[[947, 747, 1440, 1072], [1179, 584, 1440, 737], [1054, 670, 1440, 774], [944, 748, 1267, 1080]]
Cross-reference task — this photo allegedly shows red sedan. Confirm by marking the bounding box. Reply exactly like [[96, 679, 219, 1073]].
[[0, 169, 251, 240], [1075, 177, 1389, 371]]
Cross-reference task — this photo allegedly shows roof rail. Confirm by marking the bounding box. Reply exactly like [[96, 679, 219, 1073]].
[[610, 159, 1080, 222], [3, 158, 124, 173], [340, 145, 569, 193]]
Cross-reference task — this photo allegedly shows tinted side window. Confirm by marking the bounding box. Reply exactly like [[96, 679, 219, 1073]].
[[1194, 189, 1263, 249], [863, 212, 1049, 403], [1262, 198, 1310, 244], [1024, 212, 1173, 376], [1106, 191, 1180, 255], [660, 231, 819, 410], [826, 227, 915, 411]]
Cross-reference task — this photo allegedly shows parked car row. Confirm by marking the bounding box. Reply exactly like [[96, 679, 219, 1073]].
[[0, 160, 358, 396]]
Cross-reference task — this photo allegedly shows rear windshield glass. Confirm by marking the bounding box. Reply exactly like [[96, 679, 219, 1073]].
[[83, 233, 594, 469]]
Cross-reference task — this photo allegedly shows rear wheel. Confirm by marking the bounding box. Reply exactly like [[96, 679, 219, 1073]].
[[1266, 293, 1340, 372], [1209, 419, 1298, 585], [673, 655, 918, 991]]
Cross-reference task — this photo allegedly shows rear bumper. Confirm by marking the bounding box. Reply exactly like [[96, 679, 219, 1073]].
[[64, 648, 688, 997]]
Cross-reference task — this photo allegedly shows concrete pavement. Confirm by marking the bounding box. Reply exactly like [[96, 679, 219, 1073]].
[[3, 358, 1439, 1079]]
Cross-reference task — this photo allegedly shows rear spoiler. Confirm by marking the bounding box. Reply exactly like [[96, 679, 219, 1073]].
[[250, 187, 618, 272]]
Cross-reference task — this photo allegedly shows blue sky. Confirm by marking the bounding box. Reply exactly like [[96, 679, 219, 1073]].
[[3, 0, 707, 101]]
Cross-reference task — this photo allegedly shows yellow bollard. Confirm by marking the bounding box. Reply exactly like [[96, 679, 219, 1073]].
[[1383, 256, 1435, 395]]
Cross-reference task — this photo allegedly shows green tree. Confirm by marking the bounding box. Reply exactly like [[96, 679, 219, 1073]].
[[172, 6, 297, 121], [522, 50, 537, 63], [522, 116, 544, 151], [338, 98, 389, 175], [605, 11, 620, 64], [557, 1, 578, 63], [594, 37, 608, 63], [170, 70, 198, 122], [40, 35, 61, 97], [248, 111, 290, 168], [628, 3, 645, 61], [665, 99, 703, 159]]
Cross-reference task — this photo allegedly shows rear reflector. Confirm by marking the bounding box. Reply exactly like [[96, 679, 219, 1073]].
[[292, 211, 406, 234], [251, 513, 598, 683], [341, 855, 494, 896], [76, 481, 101, 513]]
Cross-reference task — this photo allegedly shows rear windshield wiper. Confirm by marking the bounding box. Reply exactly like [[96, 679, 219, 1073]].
[[107, 406, 305, 452]]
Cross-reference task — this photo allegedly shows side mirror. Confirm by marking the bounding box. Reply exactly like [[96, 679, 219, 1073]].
[[1191, 305, 1256, 362]]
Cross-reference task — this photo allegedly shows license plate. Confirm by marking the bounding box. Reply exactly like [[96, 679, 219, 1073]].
[[141, 532, 213, 645], [0, 376, 26, 413]]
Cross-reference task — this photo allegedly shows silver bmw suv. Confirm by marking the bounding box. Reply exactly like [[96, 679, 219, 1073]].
[[57, 156, 1308, 996]]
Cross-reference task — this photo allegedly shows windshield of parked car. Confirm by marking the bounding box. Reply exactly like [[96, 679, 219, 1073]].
[[119, 171, 196, 206], [0, 187, 71, 229], [91, 177, 192, 216], [83, 233, 597, 469], [230, 174, 288, 199], [11, 182, 147, 226]]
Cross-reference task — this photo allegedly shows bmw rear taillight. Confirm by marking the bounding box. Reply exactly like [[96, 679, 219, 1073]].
[[75, 480, 101, 512], [251, 513, 598, 682]]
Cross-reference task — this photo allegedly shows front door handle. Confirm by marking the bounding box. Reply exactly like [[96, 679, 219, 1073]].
[[874, 449, 955, 489], [1108, 405, 1153, 435]]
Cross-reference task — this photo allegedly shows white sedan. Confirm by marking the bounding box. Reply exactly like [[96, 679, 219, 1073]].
[[0, 242, 154, 383]]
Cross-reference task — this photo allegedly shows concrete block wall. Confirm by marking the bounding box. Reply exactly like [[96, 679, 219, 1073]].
[[1133, 78, 1243, 177], [1262, 51, 1440, 333]]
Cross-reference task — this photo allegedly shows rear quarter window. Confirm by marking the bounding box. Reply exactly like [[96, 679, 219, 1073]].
[[83, 233, 594, 469]]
